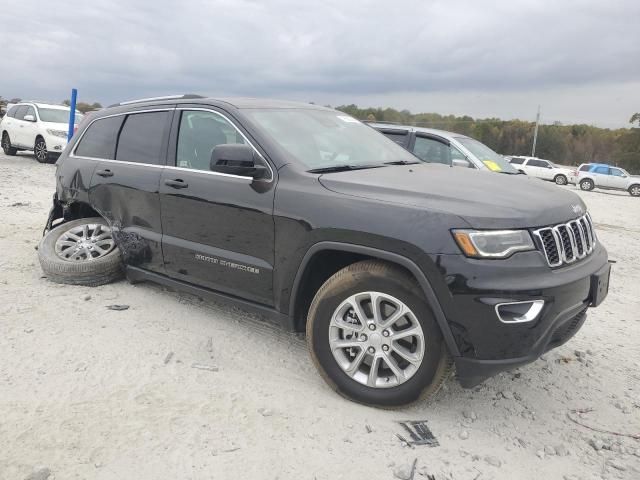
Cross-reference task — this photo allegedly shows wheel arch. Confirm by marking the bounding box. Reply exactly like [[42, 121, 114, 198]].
[[289, 241, 460, 356]]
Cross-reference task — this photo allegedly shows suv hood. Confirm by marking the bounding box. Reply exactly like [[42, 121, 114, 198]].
[[319, 164, 587, 229]]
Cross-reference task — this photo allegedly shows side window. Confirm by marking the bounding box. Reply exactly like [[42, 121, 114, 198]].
[[115, 111, 171, 165], [528, 159, 547, 168], [594, 166, 608, 174], [610, 168, 624, 177], [579, 164, 591, 171], [450, 146, 467, 161], [13, 105, 28, 120], [75, 116, 124, 159], [381, 131, 409, 147], [6, 106, 18, 118], [509, 157, 525, 165], [24, 106, 36, 120], [176, 110, 246, 171], [413, 136, 452, 165]]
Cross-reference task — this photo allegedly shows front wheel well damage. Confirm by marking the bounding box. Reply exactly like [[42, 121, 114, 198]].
[[46, 198, 103, 234]]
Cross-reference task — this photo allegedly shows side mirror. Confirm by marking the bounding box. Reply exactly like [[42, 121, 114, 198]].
[[23, 114, 36, 122], [452, 158, 472, 168], [210, 144, 268, 179]]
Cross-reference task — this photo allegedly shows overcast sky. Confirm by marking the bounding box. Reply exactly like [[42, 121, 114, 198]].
[[3, 0, 639, 127]]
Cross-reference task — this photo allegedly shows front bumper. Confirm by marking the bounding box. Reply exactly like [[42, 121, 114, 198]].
[[431, 244, 610, 387]]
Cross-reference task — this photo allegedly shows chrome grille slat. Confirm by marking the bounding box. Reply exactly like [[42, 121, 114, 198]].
[[533, 214, 596, 267]]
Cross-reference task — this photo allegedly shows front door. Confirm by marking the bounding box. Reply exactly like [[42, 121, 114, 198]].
[[84, 109, 173, 272], [606, 167, 628, 189], [159, 108, 276, 306]]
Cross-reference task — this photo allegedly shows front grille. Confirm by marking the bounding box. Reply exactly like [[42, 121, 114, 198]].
[[533, 214, 596, 267]]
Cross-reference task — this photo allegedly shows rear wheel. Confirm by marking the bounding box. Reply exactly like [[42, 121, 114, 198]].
[[554, 174, 568, 185], [306, 260, 452, 408], [34, 137, 50, 163], [629, 184, 640, 197], [580, 179, 594, 191], [2, 132, 18, 155], [38, 217, 124, 286]]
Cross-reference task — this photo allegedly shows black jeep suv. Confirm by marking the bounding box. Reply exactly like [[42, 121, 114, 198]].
[[39, 95, 611, 407]]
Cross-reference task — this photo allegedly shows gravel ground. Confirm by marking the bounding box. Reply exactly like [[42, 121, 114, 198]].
[[1, 151, 639, 480]]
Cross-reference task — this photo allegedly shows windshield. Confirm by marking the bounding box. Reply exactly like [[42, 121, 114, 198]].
[[244, 109, 418, 170], [37, 107, 83, 124], [455, 137, 518, 173]]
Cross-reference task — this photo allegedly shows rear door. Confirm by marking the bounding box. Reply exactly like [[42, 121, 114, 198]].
[[159, 107, 276, 306], [10, 105, 29, 146], [590, 165, 609, 187], [87, 108, 173, 272]]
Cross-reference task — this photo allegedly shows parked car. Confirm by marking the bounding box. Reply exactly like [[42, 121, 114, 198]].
[[577, 163, 640, 196], [369, 123, 521, 174], [0, 102, 83, 163], [38, 95, 610, 407], [507, 156, 573, 185], [568, 163, 596, 185]]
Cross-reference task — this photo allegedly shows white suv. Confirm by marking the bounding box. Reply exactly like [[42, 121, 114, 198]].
[[0, 102, 83, 163], [577, 163, 640, 197], [507, 156, 573, 185]]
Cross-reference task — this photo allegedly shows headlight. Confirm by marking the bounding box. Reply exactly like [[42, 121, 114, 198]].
[[46, 129, 67, 138], [452, 229, 535, 258]]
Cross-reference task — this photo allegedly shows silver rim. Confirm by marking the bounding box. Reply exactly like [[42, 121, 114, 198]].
[[329, 291, 425, 388], [54, 223, 116, 261], [631, 186, 640, 196], [581, 181, 592, 190], [556, 176, 566, 185], [35, 140, 47, 160]]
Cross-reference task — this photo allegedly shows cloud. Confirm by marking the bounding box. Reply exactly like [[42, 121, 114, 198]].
[[2, 0, 638, 126]]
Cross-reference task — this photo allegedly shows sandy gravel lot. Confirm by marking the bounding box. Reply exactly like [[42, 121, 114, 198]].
[[1, 151, 639, 480]]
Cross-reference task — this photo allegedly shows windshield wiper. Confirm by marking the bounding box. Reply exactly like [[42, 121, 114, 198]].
[[308, 164, 385, 173], [384, 160, 421, 165]]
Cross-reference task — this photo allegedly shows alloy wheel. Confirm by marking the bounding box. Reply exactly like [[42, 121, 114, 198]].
[[329, 291, 425, 388], [35, 140, 48, 161], [631, 186, 640, 197], [54, 223, 116, 261]]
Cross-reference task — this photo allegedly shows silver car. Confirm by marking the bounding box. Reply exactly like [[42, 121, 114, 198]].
[[369, 123, 519, 174]]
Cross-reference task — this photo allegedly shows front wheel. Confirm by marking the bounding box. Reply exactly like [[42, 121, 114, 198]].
[[580, 179, 594, 191], [38, 217, 124, 286], [2, 132, 18, 155], [34, 137, 51, 163], [306, 260, 452, 407], [629, 184, 640, 197], [554, 174, 568, 185]]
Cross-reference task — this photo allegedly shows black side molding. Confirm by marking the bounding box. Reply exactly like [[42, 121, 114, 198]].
[[289, 242, 461, 357]]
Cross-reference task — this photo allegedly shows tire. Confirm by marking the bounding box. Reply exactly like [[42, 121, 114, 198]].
[[629, 184, 640, 197], [34, 136, 50, 163], [554, 174, 568, 185], [306, 260, 453, 408], [580, 179, 594, 191], [2, 132, 18, 155], [38, 217, 124, 287]]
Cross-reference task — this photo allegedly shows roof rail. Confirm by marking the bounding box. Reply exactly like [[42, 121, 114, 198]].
[[109, 94, 205, 108]]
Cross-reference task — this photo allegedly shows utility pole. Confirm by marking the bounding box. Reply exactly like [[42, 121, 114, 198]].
[[531, 105, 540, 157]]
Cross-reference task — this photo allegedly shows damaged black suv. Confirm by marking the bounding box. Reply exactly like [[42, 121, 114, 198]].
[[39, 95, 611, 407]]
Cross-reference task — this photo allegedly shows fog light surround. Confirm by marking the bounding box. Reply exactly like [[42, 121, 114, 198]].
[[495, 300, 545, 323]]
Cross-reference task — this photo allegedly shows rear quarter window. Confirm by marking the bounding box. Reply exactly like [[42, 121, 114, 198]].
[[74, 116, 124, 159], [509, 157, 525, 165]]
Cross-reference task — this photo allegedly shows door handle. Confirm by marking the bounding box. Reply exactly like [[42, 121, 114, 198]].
[[96, 169, 114, 177], [164, 178, 189, 189]]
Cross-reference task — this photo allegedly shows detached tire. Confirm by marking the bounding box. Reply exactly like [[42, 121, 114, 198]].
[[38, 217, 124, 286], [306, 260, 452, 408]]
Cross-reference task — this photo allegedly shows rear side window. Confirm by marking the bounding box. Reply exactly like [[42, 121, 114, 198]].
[[6, 106, 18, 118], [593, 166, 608, 174], [528, 159, 548, 167], [13, 105, 28, 120], [116, 111, 170, 165], [75, 116, 124, 159], [579, 164, 591, 171], [509, 157, 525, 165]]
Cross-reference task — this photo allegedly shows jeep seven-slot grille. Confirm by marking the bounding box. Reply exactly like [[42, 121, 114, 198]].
[[533, 214, 596, 267]]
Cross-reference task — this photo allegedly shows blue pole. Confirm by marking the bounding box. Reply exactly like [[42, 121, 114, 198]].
[[67, 88, 78, 141]]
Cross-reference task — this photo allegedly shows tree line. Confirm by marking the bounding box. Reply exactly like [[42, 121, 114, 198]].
[[336, 105, 640, 174]]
